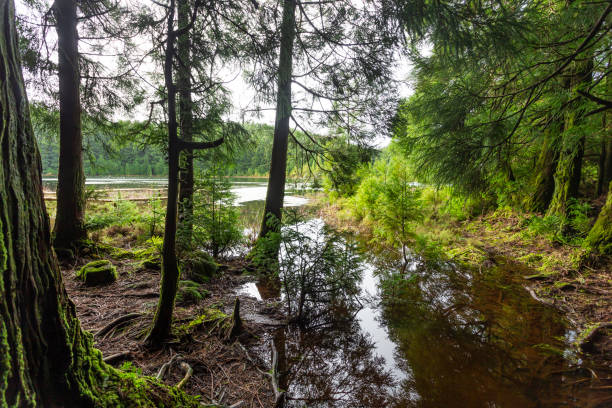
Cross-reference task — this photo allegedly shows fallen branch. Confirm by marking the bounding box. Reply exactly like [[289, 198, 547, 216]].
[[270, 346, 286, 408], [95, 313, 142, 338]]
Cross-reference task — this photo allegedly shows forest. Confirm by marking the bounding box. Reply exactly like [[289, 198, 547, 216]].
[[1, 0, 611, 407]]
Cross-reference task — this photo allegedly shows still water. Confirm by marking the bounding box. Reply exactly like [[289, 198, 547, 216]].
[[238, 215, 612, 407]]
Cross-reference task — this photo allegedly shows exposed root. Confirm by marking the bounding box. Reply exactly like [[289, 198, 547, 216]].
[[103, 351, 132, 364], [156, 353, 181, 380], [236, 342, 285, 407], [176, 361, 193, 389], [95, 313, 142, 338]]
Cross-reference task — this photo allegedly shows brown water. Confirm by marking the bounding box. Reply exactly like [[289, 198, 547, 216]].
[[239, 219, 612, 408]]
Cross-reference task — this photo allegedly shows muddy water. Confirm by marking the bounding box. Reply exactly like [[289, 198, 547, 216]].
[[239, 219, 612, 408]]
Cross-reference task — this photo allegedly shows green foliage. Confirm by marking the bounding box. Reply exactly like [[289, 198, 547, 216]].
[[191, 159, 243, 258], [85, 200, 143, 231], [345, 145, 422, 249]]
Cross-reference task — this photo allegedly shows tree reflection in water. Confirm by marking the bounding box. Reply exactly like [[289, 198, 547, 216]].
[[254, 219, 612, 408], [378, 256, 612, 408]]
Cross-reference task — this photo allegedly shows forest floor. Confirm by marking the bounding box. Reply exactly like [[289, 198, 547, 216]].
[[319, 202, 612, 362], [60, 237, 284, 408]]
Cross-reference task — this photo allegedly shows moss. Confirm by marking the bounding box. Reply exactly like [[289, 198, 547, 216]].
[[180, 252, 218, 283], [140, 256, 161, 271], [76, 260, 118, 285], [586, 183, 612, 255], [175, 308, 227, 337], [175, 280, 209, 305]]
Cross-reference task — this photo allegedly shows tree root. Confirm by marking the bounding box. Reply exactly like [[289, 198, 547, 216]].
[[95, 313, 142, 339], [103, 351, 132, 364], [235, 342, 285, 407], [176, 361, 193, 389], [156, 354, 181, 380]]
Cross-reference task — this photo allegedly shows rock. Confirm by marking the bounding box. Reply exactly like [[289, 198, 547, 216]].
[[140, 256, 161, 271], [77, 260, 117, 285], [176, 280, 209, 305], [181, 252, 218, 283]]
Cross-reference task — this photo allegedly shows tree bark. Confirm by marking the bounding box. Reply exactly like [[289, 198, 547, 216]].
[[259, 0, 296, 246], [146, 0, 223, 344], [529, 128, 560, 213], [146, 1, 181, 344], [586, 181, 612, 254], [177, 0, 194, 251], [547, 60, 592, 217], [1, 3, 104, 405], [52, 0, 87, 251]]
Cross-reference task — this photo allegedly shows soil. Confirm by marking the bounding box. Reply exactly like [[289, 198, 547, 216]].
[[62, 252, 283, 408]]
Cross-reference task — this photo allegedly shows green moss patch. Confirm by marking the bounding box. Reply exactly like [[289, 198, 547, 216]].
[[180, 251, 218, 283], [76, 260, 118, 285], [176, 280, 209, 305]]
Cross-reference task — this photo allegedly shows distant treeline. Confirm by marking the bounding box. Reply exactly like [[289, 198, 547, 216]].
[[35, 120, 314, 178]]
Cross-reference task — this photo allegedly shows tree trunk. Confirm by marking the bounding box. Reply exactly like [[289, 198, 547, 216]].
[[52, 0, 87, 251], [529, 128, 560, 213], [586, 181, 612, 254], [597, 74, 612, 196], [1, 3, 108, 405], [259, 0, 296, 246], [146, 1, 181, 345], [146, 0, 223, 344], [547, 60, 592, 217], [177, 0, 194, 251]]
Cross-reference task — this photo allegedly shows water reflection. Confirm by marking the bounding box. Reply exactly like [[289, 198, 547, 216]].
[[246, 221, 611, 407]]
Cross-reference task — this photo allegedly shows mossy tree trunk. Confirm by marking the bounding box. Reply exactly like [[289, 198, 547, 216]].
[[586, 181, 612, 254], [0, 3, 106, 405], [52, 0, 87, 251], [146, 0, 223, 345], [258, 0, 296, 251], [529, 127, 560, 213], [547, 60, 592, 217], [177, 0, 194, 251], [596, 73, 612, 196]]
